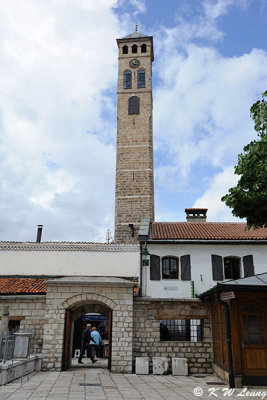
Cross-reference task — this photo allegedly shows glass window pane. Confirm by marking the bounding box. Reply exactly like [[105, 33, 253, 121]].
[[224, 259, 231, 279], [241, 304, 261, 312], [162, 258, 178, 279], [243, 315, 248, 344], [160, 319, 203, 342], [170, 262, 177, 278], [248, 315, 260, 325], [163, 259, 169, 277], [248, 326, 259, 334], [232, 258, 240, 279], [124, 71, 132, 89], [243, 314, 265, 345], [224, 257, 240, 279], [248, 334, 260, 345], [137, 70, 145, 88]]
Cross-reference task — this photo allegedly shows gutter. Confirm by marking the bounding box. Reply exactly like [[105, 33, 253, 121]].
[[146, 239, 267, 244], [0, 294, 46, 300]]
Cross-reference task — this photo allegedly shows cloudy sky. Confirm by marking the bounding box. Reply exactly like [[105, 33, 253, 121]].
[[0, 0, 266, 242]]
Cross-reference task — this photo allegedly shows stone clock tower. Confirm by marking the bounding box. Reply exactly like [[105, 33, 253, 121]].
[[115, 29, 154, 243]]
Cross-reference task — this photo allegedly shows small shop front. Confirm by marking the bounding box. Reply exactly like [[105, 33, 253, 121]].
[[200, 273, 267, 387]]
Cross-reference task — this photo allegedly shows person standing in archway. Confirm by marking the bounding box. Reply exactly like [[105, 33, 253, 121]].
[[78, 323, 96, 364], [90, 326, 101, 360]]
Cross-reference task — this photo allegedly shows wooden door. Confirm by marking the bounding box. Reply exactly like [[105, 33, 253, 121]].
[[240, 304, 267, 384], [62, 310, 72, 370]]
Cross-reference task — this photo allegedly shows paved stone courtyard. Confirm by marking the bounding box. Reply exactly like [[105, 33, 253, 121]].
[[0, 369, 266, 400]]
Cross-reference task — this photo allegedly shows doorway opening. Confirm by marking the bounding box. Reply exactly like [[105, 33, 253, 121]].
[[63, 302, 112, 371]]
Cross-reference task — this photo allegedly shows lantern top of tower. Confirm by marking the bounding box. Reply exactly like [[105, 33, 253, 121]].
[[117, 29, 154, 61], [116, 24, 154, 61]]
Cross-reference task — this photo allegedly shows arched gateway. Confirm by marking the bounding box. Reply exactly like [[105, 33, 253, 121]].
[[42, 277, 134, 373]]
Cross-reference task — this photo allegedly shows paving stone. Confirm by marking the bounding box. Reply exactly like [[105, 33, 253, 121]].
[[0, 369, 266, 399]]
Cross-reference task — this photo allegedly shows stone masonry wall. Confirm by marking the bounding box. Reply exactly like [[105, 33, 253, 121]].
[[42, 281, 134, 373], [133, 298, 213, 374], [0, 296, 46, 352]]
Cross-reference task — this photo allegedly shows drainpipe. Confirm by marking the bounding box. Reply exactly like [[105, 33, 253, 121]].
[[190, 281, 195, 298], [139, 242, 143, 296], [216, 291, 235, 388]]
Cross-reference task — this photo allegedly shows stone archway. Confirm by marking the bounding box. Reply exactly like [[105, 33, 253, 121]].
[[62, 293, 117, 311], [62, 295, 113, 371], [42, 277, 134, 373]]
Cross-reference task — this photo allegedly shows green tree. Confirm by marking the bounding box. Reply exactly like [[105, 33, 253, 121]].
[[221, 91, 267, 229]]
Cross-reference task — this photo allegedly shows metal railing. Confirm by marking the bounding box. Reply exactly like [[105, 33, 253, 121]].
[[0, 329, 37, 364], [0, 332, 14, 363]]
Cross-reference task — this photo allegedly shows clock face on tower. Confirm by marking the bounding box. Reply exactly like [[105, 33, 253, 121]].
[[129, 59, 140, 68]]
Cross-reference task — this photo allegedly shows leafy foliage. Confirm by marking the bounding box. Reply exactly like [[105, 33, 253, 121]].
[[222, 91, 267, 229]]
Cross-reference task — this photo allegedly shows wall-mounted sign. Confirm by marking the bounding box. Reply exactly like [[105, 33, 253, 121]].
[[220, 291, 235, 301]]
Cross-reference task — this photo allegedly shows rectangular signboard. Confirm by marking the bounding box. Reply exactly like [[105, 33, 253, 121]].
[[220, 291, 235, 301]]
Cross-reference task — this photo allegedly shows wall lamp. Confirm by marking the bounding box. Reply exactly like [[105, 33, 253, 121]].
[[141, 242, 150, 266]]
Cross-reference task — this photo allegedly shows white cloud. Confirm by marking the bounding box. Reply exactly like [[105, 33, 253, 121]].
[[0, 0, 266, 240], [0, 0, 122, 241], [193, 166, 242, 221], [154, 45, 267, 190], [203, 0, 249, 21], [129, 0, 146, 16], [153, 0, 267, 220]]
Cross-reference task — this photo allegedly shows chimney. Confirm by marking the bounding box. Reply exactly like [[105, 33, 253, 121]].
[[36, 225, 43, 243], [185, 208, 207, 222]]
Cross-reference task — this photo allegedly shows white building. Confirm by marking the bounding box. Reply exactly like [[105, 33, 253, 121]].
[[139, 209, 267, 298]]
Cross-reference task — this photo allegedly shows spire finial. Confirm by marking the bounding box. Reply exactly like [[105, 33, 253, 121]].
[[135, 23, 138, 32]]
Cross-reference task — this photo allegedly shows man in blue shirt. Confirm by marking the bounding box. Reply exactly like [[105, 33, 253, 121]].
[[90, 327, 101, 359]]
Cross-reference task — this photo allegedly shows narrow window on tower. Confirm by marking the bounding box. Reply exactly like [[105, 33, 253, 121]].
[[128, 96, 140, 114], [132, 44, 137, 53], [122, 45, 128, 54], [141, 44, 147, 53], [137, 69, 145, 88], [123, 70, 132, 89]]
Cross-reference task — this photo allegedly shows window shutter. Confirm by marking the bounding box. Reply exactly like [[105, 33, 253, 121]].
[[181, 255, 191, 280], [243, 255, 254, 277], [150, 255, 161, 280], [211, 255, 223, 281]]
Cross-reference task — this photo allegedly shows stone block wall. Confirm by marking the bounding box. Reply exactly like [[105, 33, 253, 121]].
[[0, 296, 46, 352], [133, 298, 213, 374]]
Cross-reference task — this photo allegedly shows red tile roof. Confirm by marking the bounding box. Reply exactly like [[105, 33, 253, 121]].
[[152, 222, 267, 240], [0, 278, 49, 294]]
